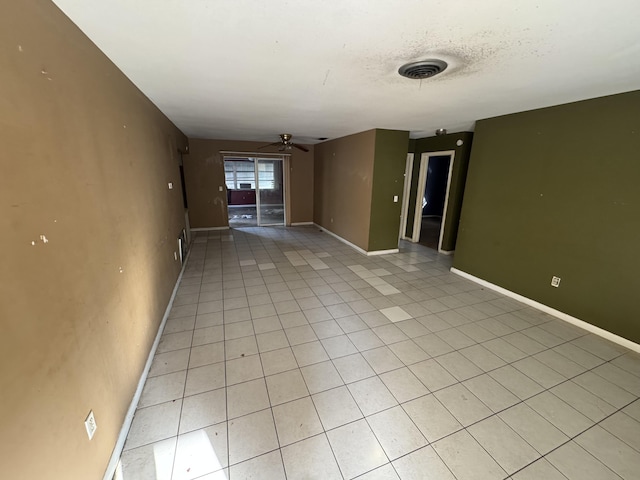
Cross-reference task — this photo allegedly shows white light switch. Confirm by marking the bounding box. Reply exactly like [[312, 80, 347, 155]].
[[219, 186, 223, 192], [168, 182, 173, 189], [393, 195, 399, 202]]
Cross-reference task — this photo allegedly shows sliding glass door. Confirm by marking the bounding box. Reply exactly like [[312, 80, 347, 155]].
[[224, 156, 285, 227], [256, 158, 284, 226]]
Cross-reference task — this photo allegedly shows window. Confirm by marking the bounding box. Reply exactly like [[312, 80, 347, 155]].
[[224, 159, 275, 189], [257, 162, 275, 189]]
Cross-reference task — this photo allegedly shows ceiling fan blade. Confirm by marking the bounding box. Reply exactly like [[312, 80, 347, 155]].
[[258, 142, 282, 150], [292, 143, 310, 152]]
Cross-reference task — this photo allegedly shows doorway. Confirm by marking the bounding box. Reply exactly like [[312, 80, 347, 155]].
[[411, 150, 455, 253], [399, 153, 414, 241], [224, 156, 286, 227]]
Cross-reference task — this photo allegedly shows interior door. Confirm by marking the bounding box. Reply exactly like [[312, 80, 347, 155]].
[[256, 158, 285, 226]]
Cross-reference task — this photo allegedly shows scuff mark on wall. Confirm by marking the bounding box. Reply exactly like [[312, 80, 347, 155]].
[[212, 196, 227, 218], [323, 69, 331, 86], [206, 154, 220, 166], [31, 235, 49, 245]]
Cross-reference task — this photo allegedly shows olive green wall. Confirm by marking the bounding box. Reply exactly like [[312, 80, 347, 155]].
[[184, 138, 314, 228], [454, 90, 640, 344], [368, 130, 410, 251], [406, 132, 474, 251], [1, 1, 188, 478]]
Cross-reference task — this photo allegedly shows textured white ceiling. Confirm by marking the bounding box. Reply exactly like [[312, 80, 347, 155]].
[[52, 0, 640, 143]]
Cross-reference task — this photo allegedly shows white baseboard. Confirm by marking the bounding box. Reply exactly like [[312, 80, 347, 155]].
[[102, 250, 191, 480], [368, 248, 400, 256], [438, 249, 454, 256], [315, 224, 368, 255], [450, 267, 640, 354], [291, 222, 314, 226], [190, 226, 229, 231], [314, 224, 399, 256]]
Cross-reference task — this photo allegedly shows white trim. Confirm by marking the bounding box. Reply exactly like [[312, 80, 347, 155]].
[[190, 226, 229, 231], [223, 155, 287, 227], [367, 248, 400, 256], [437, 154, 455, 255], [254, 159, 262, 225], [284, 156, 292, 226], [257, 156, 285, 227], [450, 267, 640, 354], [399, 153, 414, 241], [291, 222, 314, 226], [315, 224, 368, 255], [411, 151, 456, 254], [314, 224, 399, 256], [102, 250, 192, 480], [439, 250, 454, 256], [219, 150, 291, 157], [411, 155, 428, 243]]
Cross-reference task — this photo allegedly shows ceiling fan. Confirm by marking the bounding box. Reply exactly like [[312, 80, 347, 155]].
[[259, 133, 309, 152]]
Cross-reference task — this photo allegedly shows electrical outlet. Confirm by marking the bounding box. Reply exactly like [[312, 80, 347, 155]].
[[393, 195, 399, 202], [218, 186, 223, 192], [85, 410, 97, 440], [551, 276, 561, 288], [168, 182, 173, 189]]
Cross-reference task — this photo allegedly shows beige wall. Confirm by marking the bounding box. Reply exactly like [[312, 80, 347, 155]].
[[314, 130, 376, 250], [184, 138, 314, 228], [1, 2, 188, 479]]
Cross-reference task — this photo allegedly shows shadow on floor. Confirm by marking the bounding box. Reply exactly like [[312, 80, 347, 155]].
[[419, 216, 442, 250]]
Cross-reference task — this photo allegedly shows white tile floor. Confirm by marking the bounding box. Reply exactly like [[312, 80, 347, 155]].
[[114, 226, 640, 480]]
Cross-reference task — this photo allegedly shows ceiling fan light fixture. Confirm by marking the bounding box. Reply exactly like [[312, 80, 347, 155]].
[[398, 59, 448, 79], [259, 133, 310, 153]]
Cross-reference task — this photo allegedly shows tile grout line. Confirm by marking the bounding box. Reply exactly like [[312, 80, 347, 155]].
[[283, 322, 345, 479], [169, 245, 202, 480]]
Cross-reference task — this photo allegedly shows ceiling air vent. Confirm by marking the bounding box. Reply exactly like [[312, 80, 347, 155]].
[[398, 59, 448, 79]]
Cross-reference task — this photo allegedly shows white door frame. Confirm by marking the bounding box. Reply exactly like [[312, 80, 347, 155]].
[[283, 156, 291, 226], [223, 154, 287, 227], [399, 153, 414, 240], [411, 150, 456, 254]]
